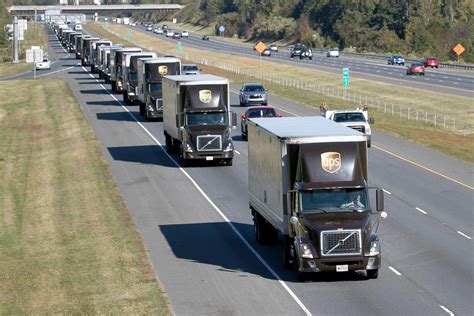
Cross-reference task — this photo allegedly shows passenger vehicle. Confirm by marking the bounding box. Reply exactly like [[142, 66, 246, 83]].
[[181, 30, 189, 38], [173, 32, 181, 39], [153, 27, 161, 34], [300, 47, 313, 60], [35, 57, 51, 70], [166, 30, 174, 37], [261, 48, 271, 56], [202, 35, 210, 41], [388, 55, 405, 65], [406, 62, 425, 76], [290, 44, 305, 58], [239, 83, 268, 107], [269, 44, 278, 52], [326, 109, 373, 147], [181, 64, 201, 75], [146, 25, 153, 31], [74, 24, 82, 31], [327, 48, 339, 57], [423, 57, 439, 68], [240, 106, 281, 140]]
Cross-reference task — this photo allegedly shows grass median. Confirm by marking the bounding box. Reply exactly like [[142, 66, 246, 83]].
[[89, 22, 473, 162], [0, 78, 171, 314], [0, 23, 48, 78]]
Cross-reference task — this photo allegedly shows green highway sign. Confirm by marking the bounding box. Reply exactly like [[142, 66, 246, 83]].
[[342, 67, 349, 87], [127, 30, 131, 40], [177, 42, 182, 51]]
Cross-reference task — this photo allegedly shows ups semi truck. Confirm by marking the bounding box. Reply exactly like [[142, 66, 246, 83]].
[[98, 45, 122, 81], [163, 74, 237, 166], [122, 52, 157, 105], [110, 47, 142, 93], [81, 37, 100, 66], [91, 40, 112, 72], [61, 29, 74, 48], [67, 32, 81, 52], [75, 34, 90, 59], [247, 116, 386, 280], [137, 58, 181, 120]]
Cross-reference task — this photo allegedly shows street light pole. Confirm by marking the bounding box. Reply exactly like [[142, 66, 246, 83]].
[[13, 16, 19, 63]]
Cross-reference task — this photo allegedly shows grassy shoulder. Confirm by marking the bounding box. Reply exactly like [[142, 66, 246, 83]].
[[90, 23, 473, 162], [0, 23, 48, 78], [0, 78, 171, 314]]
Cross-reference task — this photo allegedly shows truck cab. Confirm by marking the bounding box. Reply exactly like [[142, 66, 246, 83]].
[[326, 109, 373, 147], [111, 47, 142, 93], [91, 40, 112, 73], [122, 52, 157, 105], [81, 37, 100, 66]]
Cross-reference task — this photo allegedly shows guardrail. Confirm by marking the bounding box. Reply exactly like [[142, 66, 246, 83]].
[[107, 28, 473, 136]]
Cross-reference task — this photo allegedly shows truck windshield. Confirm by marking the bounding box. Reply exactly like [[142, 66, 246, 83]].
[[186, 112, 227, 126], [148, 83, 162, 93], [333, 113, 366, 122], [301, 188, 368, 213]]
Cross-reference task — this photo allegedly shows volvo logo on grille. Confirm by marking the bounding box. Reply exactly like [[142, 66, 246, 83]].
[[199, 90, 212, 103], [321, 152, 341, 173]]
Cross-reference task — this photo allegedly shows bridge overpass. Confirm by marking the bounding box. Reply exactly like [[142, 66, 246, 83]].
[[8, 4, 183, 16]]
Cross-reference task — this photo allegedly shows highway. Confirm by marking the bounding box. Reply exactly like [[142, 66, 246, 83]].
[[5, 24, 473, 315], [127, 24, 474, 98]]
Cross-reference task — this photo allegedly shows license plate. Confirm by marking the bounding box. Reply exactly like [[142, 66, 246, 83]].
[[206, 156, 214, 161], [336, 264, 348, 272]]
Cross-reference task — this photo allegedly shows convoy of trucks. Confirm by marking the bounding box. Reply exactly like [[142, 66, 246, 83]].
[[247, 116, 385, 280], [163, 74, 237, 166], [137, 58, 181, 120], [52, 21, 385, 281]]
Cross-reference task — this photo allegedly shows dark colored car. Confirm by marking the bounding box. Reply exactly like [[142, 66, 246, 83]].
[[290, 44, 305, 58], [388, 55, 405, 65], [202, 35, 210, 41], [261, 48, 271, 56], [300, 47, 313, 60], [406, 63, 425, 76], [240, 106, 281, 140], [423, 57, 439, 68]]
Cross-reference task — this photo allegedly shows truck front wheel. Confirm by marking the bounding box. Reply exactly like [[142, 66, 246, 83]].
[[283, 236, 295, 270], [254, 213, 277, 244]]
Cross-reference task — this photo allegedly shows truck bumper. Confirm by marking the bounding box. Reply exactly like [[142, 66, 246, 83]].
[[183, 151, 234, 161], [145, 105, 163, 119], [298, 255, 381, 273]]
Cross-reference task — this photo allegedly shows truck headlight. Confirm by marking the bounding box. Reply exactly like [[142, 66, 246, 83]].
[[147, 104, 154, 112], [223, 140, 233, 152], [369, 241, 380, 256], [300, 243, 314, 259], [365, 126, 371, 134], [183, 141, 193, 153]]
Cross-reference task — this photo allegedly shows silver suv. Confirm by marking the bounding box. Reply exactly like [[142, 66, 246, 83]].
[[181, 64, 201, 75], [239, 83, 268, 107]]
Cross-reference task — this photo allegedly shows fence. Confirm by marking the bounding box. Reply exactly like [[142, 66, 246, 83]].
[[108, 28, 473, 136]]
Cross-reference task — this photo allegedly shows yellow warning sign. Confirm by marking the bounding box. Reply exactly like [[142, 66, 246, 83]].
[[255, 41, 267, 55], [452, 43, 465, 56]]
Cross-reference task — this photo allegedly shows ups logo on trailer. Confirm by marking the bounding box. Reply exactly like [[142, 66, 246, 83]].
[[199, 89, 212, 103], [158, 65, 168, 75], [321, 152, 341, 173]]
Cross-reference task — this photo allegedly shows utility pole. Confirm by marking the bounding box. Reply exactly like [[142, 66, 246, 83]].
[[13, 16, 19, 63]]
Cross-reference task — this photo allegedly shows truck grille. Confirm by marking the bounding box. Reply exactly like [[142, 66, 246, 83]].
[[349, 126, 365, 133], [321, 230, 362, 256], [196, 135, 222, 152]]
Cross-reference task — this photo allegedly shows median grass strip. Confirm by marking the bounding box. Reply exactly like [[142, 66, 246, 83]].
[[0, 78, 171, 314], [89, 23, 474, 162], [0, 23, 48, 78]]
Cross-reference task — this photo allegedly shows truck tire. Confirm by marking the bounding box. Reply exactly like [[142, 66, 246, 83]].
[[98, 71, 103, 79], [91, 65, 95, 73], [283, 236, 295, 270], [367, 139, 371, 148], [165, 133, 172, 153], [366, 269, 379, 279]]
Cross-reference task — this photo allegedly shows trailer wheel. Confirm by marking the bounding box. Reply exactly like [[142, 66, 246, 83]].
[[283, 236, 295, 270], [366, 269, 379, 279], [111, 81, 116, 92]]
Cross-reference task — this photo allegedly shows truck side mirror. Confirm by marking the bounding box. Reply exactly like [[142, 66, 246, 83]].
[[231, 112, 237, 128], [369, 117, 375, 124], [376, 189, 384, 212]]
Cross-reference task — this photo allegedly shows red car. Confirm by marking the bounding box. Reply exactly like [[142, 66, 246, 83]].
[[406, 63, 425, 76], [240, 106, 282, 140], [423, 57, 439, 68]]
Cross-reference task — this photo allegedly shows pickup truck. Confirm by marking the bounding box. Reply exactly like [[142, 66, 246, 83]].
[[325, 109, 373, 147]]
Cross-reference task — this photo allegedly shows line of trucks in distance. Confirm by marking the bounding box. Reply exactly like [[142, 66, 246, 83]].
[[52, 21, 387, 281]]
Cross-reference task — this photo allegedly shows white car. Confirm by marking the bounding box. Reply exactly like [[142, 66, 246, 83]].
[[181, 30, 189, 38], [327, 48, 339, 57], [155, 27, 163, 34], [36, 58, 51, 70], [74, 24, 82, 31], [166, 30, 174, 37], [146, 26, 153, 31], [325, 109, 372, 147]]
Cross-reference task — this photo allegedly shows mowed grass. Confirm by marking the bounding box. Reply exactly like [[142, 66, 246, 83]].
[[90, 23, 474, 162], [0, 78, 171, 314], [0, 23, 48, 78]]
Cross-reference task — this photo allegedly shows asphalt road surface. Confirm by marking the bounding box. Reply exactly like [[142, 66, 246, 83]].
[[129, 24, 474, 98], [4, 24, 472, 316]]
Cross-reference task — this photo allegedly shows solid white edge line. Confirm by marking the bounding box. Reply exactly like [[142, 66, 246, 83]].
[[415, 207, 428, 215], [382, 189, 392, 195], [439, 305, 455, 316], [35, 66, 75, 78], [81, 66, 312, 316], [388, 266, 402, 276], [456, 231, 472, 240]]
